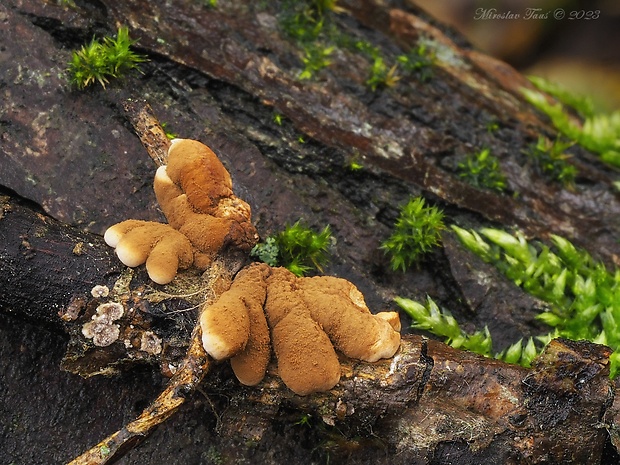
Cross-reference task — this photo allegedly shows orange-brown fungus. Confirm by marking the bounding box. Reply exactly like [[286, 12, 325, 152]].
[[104, 219, 193, 285], [264, 267, 401, 395], [154, 139, 258, 269], [200, 263, 269, 365], [105, 139, 401, 395], [104, 139, 258, 283]]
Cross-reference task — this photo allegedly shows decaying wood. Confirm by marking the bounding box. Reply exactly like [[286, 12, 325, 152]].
[[2, 0, 620, 463], [121, 99, 172, 167], [0, 101, 617, 464]]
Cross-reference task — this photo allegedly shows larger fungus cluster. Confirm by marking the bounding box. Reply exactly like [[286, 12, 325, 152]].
[[105, 139, 401, 395]]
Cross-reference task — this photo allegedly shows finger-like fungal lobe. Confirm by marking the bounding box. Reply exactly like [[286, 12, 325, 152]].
[[104, 220, 193, 285], [229, 264, 272, 386], [200, 263, 270, 369], [154, 139, 259, 267], [300, 276, 402, 362], [264, 267, 401, 395]]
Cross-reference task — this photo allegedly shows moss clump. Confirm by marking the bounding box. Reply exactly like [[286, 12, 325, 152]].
[[67, 27, 147, 90], [456, 149, 507, 193], [451, 225, 620, 376], [251, 221, 332, 276], [524, 136, 578, 187], [522, 81, 620, 167], [381, 196, 445, 272]]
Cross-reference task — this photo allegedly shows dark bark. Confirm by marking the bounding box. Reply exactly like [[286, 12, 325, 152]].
[[0, 192, 617, 463], [2, 0, 620, 464]]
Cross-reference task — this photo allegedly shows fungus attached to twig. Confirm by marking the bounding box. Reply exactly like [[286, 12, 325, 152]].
[[199, 264, 401, 395], [264, 267, 401, 395], [200, 263, 271, 386], [154, 139, 258, 269], [104, 138, 401, 396], [104, 139, 258, 284]]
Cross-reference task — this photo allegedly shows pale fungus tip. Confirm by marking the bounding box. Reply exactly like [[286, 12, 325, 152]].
[[154, 165, 172, 184], [376, 311, 402, 332], [145, 267, 176, 285], [201, 331, 235, 361], [103, 227, 123, 248], [115, 242, 146, 268]]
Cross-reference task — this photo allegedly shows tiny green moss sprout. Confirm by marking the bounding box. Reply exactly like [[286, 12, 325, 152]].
[[251, 221, 332, 276], [294, 413, 313, 427], [348, 159, 363, 171], [280, 0, 328, 43], [299, 44, 334, 80], [354, 40, 380, 59], [366, 56, 400, 91], [273, 113, 284, 126], [522, 86, 620, 167], [313, 0, 343, 15], [396, 42, 435, 82], [68, 27, 147, 90], [486, 119, 500, 133], [457, 149, 507, 193], [524, 136, 578, 187], [161, 123, 178, 140], [381, 196, 446, 272], [452, 225, 620, 377]]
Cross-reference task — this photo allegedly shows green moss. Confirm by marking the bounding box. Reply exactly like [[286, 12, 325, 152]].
[[456, 149, 507, 193], [396, 42, 435, 82], [529, 75, 594, 118], [67, 27, 147, 90], [299, 44, 334, 80], [524, 136, 578, 187], [366, 56, 400, 91], [396, 296, 493, 356], [161, 122, 178, 140], [347, 160, 363, 171], [251, 221, 332, 276], [381, 196, 446, 272], [273, 112, 284, 126], [452, 225, 620, 376], [522, 85, 620, 167]]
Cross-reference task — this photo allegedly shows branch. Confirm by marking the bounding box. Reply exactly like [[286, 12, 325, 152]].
[[1, 101, 618, 464]]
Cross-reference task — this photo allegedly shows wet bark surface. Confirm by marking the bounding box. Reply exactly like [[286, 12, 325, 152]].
[[2, 0, 620, 463]]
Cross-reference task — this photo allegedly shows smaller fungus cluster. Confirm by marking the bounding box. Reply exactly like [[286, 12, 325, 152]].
[[105, 139, 258, 284], [82, 302, 125, 347]]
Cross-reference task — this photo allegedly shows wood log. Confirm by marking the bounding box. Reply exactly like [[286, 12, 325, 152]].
[[0, 134, 617, 464], [1, 0, 620, 463]]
